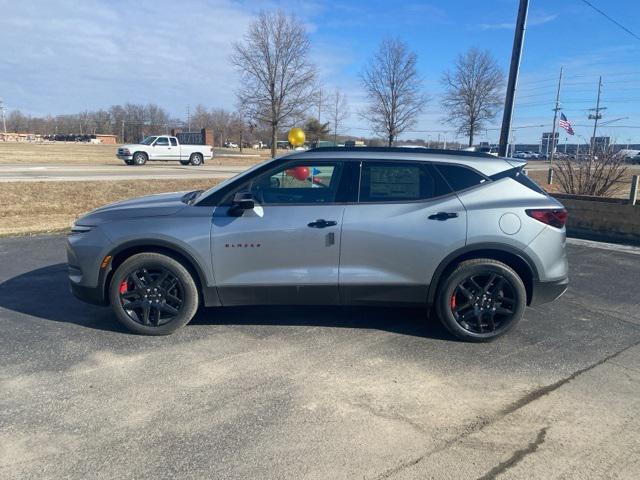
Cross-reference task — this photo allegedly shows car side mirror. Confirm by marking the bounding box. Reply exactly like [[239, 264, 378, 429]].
[[229, 192, 255, 216]]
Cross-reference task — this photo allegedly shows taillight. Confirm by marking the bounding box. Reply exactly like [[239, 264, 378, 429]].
[[526, 208, 568, 229]]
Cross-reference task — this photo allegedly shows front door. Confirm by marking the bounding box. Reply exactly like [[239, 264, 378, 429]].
[[339, 160, 467, 304], [151, 136, 172, 160], [211, 160, 346, 305]]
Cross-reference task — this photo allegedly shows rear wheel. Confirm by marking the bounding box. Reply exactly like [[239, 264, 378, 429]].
[[133, 152, 147, 166], [109, 253, 199, 335], [189, 153, 203, 166], [435, 259, 526, 342]]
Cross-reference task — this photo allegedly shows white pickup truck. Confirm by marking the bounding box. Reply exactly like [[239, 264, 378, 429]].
[[116, 136, 214, 166]]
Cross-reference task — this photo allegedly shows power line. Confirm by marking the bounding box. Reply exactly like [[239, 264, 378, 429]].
[[579, 0, 640, 41]]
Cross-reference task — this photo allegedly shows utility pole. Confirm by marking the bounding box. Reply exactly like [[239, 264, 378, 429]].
[[317, 88, 323, 123], [121, 119, 125, 143], [498, 0, 530, 157], [588, 76, 605, 156], [186, 105, 191, 132], [0, 99, 7, 134], [549, 67, 563, 165]]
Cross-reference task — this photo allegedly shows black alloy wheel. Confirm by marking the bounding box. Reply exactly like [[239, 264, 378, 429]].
[[436, 259, 526, 342], [118, 267, 184, 326], [449, 273, 516, 334], [109, 252, 199, 335]]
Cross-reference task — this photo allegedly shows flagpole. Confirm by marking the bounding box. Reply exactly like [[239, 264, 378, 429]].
[[549, 67, 563, 166]]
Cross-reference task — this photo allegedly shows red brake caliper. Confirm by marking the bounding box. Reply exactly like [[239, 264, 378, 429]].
[[119, 280, 128, 294], [450, 293, 457, 311]]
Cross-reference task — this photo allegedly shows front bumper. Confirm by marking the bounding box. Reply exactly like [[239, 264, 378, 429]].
[[116, 154, 133, 161], [70, 279, 108, 305], [530, 276, 568, 306]]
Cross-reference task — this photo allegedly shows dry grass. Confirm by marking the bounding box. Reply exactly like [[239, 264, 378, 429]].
[[0, 142, 277, 166], [0, 179, 222, 236]]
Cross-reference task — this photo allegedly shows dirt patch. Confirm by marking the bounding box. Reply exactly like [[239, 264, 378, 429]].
[[0, 178, 222, 236]]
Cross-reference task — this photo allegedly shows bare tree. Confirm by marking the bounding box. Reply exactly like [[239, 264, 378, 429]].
[[555, 148, 628, 197], [441, 48, 504, 147], [360, 37, 428, 146], [327, 88, 349, 143], [231, 10, 317, 157]]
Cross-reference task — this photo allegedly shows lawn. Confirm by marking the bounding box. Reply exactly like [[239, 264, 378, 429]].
[[0, 178, 222, 236]]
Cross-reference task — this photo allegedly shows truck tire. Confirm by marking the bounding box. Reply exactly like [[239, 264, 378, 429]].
[[189, 153, 203, 166], [133, 152, 147, 166], [124, 159, 134, 166], [179, 160, 190, 166]]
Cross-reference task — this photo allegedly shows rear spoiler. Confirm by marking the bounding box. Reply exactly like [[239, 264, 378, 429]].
[[504, 157, 527, 169]]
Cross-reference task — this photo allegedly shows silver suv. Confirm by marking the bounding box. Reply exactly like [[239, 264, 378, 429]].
[[67, 147, 569, 341]]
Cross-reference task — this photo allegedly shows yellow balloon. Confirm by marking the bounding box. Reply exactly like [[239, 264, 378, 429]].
[[288, 128, 306, 147]]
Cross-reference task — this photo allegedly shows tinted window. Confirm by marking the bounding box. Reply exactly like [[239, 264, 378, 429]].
[[154, 137, 169, 146], [170, 138, 178, 146], [435, 164, 487, 192], [248, 162, 343, 204], [359, 162, 450, 202], [491, 167, 547, 195]]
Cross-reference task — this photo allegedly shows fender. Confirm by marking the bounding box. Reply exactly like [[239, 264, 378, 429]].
[[426, 242, 540, 307], [99, 238, 221, 307]]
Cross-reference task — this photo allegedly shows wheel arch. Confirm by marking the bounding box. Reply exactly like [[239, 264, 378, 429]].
[[427, 243, 539, 307], [101, 239, 220, 307]]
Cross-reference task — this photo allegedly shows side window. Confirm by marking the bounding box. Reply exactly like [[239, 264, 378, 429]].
[[359, 162, 450, 202], [248, 162, 343, 205], [435, 164, 487, 192], [155, 137, 169, 146], [170, 138, 178, 146]]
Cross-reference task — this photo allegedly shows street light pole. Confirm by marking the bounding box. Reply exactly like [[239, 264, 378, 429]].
[[498, 0, 530, 157], [549, 67, 563, 165]]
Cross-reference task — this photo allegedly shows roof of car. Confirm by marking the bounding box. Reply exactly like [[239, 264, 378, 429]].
[[284, 146, 521, 176]]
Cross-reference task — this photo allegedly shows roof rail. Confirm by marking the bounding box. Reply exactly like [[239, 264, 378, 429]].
[[303, 146, 496, 158]]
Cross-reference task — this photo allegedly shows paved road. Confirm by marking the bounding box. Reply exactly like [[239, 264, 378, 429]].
[[0, 235, 639, 479], [0, 164, 247, 182]]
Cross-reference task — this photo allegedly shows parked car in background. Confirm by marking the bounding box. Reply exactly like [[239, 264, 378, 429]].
[[117, 136, 213, 166], [624, 151, 640, 164], [68, 146, 568, 342], [224, 141, 239, 148]]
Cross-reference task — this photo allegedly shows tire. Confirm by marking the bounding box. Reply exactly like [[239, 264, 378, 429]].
[[189, 153, 203, 166], [179, 160, 190, 166], [435, 259, 526, 342], [133, 152, 147, 166], [108, 252, 199, 335], [124, 159, 134, 166]]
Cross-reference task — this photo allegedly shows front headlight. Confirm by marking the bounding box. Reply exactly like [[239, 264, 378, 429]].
[[120, 148, 130, 155]]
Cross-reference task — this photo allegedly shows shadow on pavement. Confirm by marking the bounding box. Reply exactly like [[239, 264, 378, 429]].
[[0, 264, 452, 341]]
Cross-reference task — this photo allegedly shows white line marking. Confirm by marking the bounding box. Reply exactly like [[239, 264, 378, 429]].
[[567, 237, 640, 255]]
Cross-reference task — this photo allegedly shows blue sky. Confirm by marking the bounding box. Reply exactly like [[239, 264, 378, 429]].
[[1, 0, 639, 143]]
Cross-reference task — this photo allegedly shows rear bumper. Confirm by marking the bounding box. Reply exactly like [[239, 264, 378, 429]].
[[530, 276, 568, 306]]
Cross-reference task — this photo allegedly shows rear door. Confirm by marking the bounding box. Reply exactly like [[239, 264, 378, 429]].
[[211, 159, 351, 305], [339, 160, 467, 305]]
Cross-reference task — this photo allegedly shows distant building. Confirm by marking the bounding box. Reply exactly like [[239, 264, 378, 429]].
[[591, 136, 610, 150], [94, 134, 118, 144], [541, 132, 559, 155]]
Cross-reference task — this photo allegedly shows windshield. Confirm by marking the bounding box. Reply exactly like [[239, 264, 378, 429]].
[[140, 136, 158, 145]]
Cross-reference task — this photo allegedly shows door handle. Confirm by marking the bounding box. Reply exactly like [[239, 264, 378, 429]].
[[307, 219, 337, 228], [428, 212, 458, 221]]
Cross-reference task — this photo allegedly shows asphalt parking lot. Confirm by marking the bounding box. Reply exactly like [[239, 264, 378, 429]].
[[1, 235, 639, 479]]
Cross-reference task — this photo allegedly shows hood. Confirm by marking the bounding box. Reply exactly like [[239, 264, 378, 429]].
[[118, 144, 143, 151], [76, 191, 190, 226]]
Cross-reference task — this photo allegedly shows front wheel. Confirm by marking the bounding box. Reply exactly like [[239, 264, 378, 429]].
[[179, 160, 190, 166], [435, 259, 526, 342], [189, 153, 203, 166], [133, 152, 147, 166], [109, 253, 199, 335]]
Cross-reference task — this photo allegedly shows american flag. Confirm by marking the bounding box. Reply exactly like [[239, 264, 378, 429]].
[[559, 113, 575, 135]]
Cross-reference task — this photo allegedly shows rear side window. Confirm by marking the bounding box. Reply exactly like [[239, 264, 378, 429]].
[[435, 164, 487, 192], [359, 162, 450, 202], [491, 167, 547, 195], [170, 138, 178, 146]]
